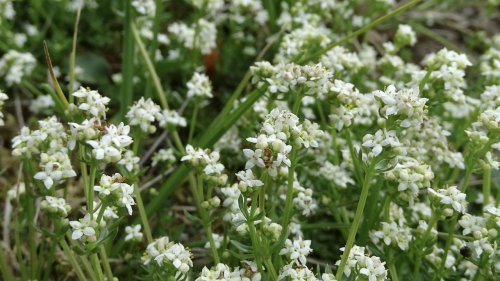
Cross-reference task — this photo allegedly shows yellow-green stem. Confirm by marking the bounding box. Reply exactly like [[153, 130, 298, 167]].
[[335, 164, 374, 280], [99, 246, 114, 281], [60, 240, 87, 281], [133, 184, 153, 244]]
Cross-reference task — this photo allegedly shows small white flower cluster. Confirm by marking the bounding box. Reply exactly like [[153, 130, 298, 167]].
[[158, 108, 187, 128], [423, 48, 472, 104], [72, 87, 111, 120], [321, 46, 363, 76], [362, 129, 402, 158], [373, 85, 428, 128], [318, 161, 354, 189], [458, 206, 499, 260], [275, 24, 331, 63], [384, 156, 434, 201], [196, 262, 261, 281], [29, 94, 54, 115], [244, 108, 324, 177], [428, 186, 467, 215], [336, 245, 388, 281], [94, 173, 136, 215], [0, 50, 36, 86], [86, 122, 133, 163], [131, 0, 156, 16], [151, 148, 176, 167], [127, 97, 187, 133], [124, 224, 143, 242], [327, 79, 378, 131], [394, 24, 417, 48], [168, 18, 217, 55], [0, 91, 7, 126], [235, 169, 263, 192], [402, 117, 465, 170], [182, 144, 227, 185], [34, 150, 77, 189], [187, 72, 213, 99], [143, 236, 193, 278], [69, 216, 100, 242], [41, 196, 71, 218], [480, 46, 500, 83], [126, 97, 162, 133], [279, 237, 313, 265], [278, 262, 318, 281], [228, 0, 268, 25], [12, 117, 77, 189], [292, 179, 318, 216], [250, 62, 333, 97], [370, 221, 413, 251]]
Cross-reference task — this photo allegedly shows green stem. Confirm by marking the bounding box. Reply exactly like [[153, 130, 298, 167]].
[[68, 8, 81, 98], [134, 183, 154, 244], [0, 243, 14, 281], [483, 167, 491, 207], [196, 176, 220, 264], [88, 165, 97, 220], [60, 240, 87, 281], [90, 253, 104, 281], [131, 22, 168, 109], [264, 257, 278, 280], [247, 213, 264, 276], [99, 246, 114, 281], [412, 215, 438, 281], [120, 0, 135, 118], [388, 248, 399, 281], [188, 101, 199, 144], [273, 148, 298, 253], [335, 163, 375, 280]]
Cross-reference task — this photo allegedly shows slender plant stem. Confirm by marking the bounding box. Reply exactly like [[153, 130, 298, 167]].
[[131, 22, 168, 109], [188, 100, 199, 144], [88, 165, 97, 220], [99, 246, 114, 281], [196, 175, 220, 264], [68, 8, 81, 98], [483, 167, 491, 207], [60, 240, 87, 281], [0, 243, 14, 281], [90, 253, 104, 281], [133, 184, 153, 244], [120, 0, 135, 118], [273, 148, 298, 253], [412, 214, 438, 281], [335, 164, 375, 280]]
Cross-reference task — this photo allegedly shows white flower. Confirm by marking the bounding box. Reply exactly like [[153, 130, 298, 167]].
[[94, 173, 136, 215], [370, 221, 413, 251], [72, 87, 110, 119], [118, 150, 140, 172], [187, 72, 213, 99], [428, 186, 467, 214], [279, 238, 313, 265], [126, 97, 162, 134], [158, 109, 187, 128], [362, 129, 401, 157], [41, 196, 71, 217], [143, 236, 193, 276], [196, 263, 232, 281], [0, 50, 36, 85], [132, 0, 156, 16], [236, 169, 264, 191], [69, 217, 98, 242], [395, 24, 417, 46], [125, 224, 143, 242], [0, 91, 8, 126]]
